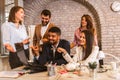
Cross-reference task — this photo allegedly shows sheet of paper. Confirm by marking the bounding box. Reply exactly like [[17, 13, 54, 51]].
[[0, 71, 19, 78]]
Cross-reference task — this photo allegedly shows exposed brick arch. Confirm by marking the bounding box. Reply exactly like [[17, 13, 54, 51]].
[[23, 0, 120, 64], [24, 0, 103, 49], [74, 0, 103, 49]]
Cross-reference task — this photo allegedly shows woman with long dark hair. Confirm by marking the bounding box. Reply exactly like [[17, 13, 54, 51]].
[[58, 30, 99, 65]]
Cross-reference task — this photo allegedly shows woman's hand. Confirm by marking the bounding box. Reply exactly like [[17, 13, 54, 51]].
[[57, 47, 67, 54], [70, 42, 75, 49], [22, 38, 30, 44], [4, 43, 15, 52]]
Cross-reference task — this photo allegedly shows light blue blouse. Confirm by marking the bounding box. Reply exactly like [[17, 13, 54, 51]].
[[1, 22, 29, 52]]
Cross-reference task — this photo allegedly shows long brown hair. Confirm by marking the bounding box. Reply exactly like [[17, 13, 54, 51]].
[[80, 14, 95, 34], [8, 6, 24, 25], [82, 30, 94, 60]]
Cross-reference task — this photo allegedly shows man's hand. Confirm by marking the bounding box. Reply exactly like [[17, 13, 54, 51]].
[[4, 43, 15, 52], [41, 38, 48, 43], [57, 47, 67, 54], [30, 45, 40, 56]]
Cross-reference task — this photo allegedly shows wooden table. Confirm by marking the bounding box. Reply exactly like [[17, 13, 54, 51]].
[[0, 66, 120, 80]]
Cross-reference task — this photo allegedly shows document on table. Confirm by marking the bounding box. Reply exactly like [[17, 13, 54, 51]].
[[0, 71, 20, 78]]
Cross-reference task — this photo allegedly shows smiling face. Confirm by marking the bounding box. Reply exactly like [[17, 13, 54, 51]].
[[81, 17, 87, 28], [48, 32, 60, 45], [79, 32, 86, 46], [15, 8, 25, 22], [41, 14, 50, 26]]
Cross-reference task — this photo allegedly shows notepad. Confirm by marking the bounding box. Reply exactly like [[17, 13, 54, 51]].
[[0, 71, 20, 78], [14, 43, 28, 65]]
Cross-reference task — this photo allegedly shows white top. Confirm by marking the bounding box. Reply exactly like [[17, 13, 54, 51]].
[[63, 46, 99, 65], [1, 22, 29, 51], [40, 23, 50, 45]]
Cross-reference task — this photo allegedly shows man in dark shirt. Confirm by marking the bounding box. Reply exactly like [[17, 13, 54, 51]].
[[32, 26, 70, 65]]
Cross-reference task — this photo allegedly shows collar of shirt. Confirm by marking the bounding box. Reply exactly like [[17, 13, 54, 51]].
[[42, 22, 50, 27], [52, 40, 59, 50], [10, 22, 23, 29], [51, 40, 60, 57]]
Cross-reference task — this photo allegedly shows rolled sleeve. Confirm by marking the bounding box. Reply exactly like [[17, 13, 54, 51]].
[[62, 53, 73, 63], [1, 23, 11, 45]]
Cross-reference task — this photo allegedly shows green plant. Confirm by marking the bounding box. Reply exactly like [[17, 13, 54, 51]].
[[88, 62, 97, 70]]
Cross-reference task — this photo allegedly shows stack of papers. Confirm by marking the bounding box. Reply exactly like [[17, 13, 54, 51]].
[[0, 71, 20, 78]]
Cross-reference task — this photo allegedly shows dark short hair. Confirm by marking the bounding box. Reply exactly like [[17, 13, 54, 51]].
[[48, 26, 61, 35], [41, 9, 51, 18]]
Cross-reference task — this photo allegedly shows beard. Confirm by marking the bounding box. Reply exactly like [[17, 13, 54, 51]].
[[49, 40, 58, 45], [42, 21, 49, 26]]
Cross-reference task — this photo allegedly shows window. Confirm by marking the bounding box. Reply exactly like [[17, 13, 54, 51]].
[[0, 0, 17, 55], [5, 0, 15, 21]]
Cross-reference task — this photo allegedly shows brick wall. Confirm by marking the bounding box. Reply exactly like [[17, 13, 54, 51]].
[[24, 0, 120, 62]]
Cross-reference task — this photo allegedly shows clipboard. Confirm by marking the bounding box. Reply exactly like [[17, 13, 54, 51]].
[[14, 43, 24, 52], [14, 43, 28, 65]]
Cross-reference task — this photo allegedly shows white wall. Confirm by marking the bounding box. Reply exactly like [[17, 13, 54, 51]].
[[28, 25, 36, 62]]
